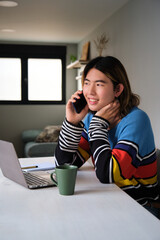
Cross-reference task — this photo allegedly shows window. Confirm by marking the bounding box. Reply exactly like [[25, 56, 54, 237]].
[[0, 44, 66, 104], [28, 59, 62, 101], [0, 58, 21, 100]]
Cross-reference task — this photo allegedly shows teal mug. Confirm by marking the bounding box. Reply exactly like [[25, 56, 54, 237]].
[[50, 165, 78, 195]]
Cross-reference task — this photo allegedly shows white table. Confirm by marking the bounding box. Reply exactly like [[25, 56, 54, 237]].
[[0, 157, 160, 240]]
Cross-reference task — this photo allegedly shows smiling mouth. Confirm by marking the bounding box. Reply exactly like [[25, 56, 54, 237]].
[[88, 98, 98, 105]]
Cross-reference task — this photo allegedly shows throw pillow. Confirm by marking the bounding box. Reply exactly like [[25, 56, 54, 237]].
[[35, 125, 61, 143]]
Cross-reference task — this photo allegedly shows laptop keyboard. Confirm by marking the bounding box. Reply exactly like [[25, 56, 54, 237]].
[[23, 172, 53, 188]]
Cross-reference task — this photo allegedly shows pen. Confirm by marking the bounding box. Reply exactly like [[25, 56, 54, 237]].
[[21, 165, 38, 169]]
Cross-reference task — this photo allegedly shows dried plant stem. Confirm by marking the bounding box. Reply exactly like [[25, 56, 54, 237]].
[[94, 33, 109, 56]]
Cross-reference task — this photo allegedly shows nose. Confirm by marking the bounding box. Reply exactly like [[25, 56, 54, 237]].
[[88, 83, 96, 95]]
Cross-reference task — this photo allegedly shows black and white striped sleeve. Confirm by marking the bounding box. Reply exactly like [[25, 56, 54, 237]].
[[88, 116, 113, 183], [55, 118, 84, 166]]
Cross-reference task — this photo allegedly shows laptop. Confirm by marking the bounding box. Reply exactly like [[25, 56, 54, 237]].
[[0, 140, 55, 189]]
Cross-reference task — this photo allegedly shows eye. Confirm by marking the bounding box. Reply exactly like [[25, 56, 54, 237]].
[[84, 81, 89, 85], [97, 83, 104, 87]]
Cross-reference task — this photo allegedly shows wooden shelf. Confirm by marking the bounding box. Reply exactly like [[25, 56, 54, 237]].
[[67, 60, 88, 69]]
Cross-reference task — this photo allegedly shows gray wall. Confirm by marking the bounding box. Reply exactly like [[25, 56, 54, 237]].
[[78, 0, 160, 148], [0, 43, 77, 157]]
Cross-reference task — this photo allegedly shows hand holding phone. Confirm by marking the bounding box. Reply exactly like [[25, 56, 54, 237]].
[[72, 93, 87, 114]]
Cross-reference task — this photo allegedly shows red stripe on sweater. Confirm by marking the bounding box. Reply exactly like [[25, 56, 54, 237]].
[[134, 161, 157, 178], [112, 148, 136, 179], [112, 148, 157, 179], [79, 136, 90, 153]]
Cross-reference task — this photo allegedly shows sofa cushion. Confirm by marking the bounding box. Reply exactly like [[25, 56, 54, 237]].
[[35, 125, 61, 143], [24, 141, 58, 157], [22, 130, 42, 143]]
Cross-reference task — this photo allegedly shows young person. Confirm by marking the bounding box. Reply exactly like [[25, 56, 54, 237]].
[[55, 56, 159, 209]]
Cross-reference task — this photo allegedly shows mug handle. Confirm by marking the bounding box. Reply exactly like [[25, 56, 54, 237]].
[[50, 171, 58, 186]]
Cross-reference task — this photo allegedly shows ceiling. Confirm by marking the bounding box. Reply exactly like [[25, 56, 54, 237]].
[[0, 0, 129, 43]]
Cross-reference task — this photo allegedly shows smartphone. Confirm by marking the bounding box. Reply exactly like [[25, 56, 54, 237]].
[[72, 92, 87, 114]]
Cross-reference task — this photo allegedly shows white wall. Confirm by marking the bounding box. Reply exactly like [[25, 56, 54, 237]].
[[78, 0, 160, 148]]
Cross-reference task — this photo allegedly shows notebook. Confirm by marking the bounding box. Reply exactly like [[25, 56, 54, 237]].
[[0, 140, 56, 189]]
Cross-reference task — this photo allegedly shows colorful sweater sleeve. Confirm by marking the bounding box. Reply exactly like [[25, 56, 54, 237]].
[[88, 116, 113, 183], [55, 118, 90, 167]]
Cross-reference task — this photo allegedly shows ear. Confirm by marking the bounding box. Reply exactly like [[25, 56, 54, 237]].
[[114, 84, 124, 97]]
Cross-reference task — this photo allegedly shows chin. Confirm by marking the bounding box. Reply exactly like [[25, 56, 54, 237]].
[[88, 106, 97, 111], [89, 107, 100, 113]]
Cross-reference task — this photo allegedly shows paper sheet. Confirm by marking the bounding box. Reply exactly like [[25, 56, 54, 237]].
[[21, 162, 55, 172]]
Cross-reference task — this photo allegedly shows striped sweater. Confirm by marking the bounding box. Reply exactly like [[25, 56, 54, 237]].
[[55, 107, 159, 205]]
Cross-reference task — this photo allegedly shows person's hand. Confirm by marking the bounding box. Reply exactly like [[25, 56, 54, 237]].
[[95, 100, 121, 129], [66, 90, 89, 126]]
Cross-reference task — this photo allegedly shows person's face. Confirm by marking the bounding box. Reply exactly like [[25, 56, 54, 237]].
[[83, 68, 117, 112]]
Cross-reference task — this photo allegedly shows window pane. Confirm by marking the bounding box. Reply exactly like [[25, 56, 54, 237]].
[[28, 59, 62, 101], [0, 58, 21, 100]]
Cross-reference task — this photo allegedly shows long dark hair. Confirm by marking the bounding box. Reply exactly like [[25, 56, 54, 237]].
[[82, 56, 140, 117]]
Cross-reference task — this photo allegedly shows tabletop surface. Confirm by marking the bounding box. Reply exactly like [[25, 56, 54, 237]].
[[0, 157, 160, 240]]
